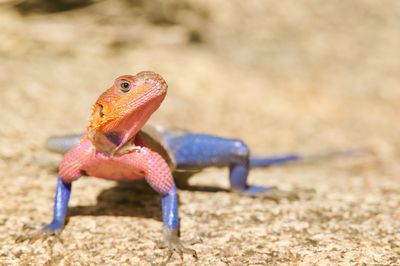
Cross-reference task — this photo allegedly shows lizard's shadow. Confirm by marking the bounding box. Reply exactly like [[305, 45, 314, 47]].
[[68, 174, 228, 221], [69, 181, 162, 221]]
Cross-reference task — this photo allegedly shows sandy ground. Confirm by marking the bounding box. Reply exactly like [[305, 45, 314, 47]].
[[0, 1, 399, 265]]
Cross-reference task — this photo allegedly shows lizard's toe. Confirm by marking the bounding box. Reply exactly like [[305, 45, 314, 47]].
[[161, 228, 197, 263], [164, 240, 197, 262], [243, 186, 300, 201], [16, 223, 63, 244], [259, 187, 300, 201], [16, 229, 57, 244]]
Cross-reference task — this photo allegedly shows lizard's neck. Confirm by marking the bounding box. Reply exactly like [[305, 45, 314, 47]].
[[85, 131, 139, 156]]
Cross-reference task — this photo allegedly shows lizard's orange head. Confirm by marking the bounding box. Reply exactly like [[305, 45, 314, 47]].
[[87, 71, 167, 153]]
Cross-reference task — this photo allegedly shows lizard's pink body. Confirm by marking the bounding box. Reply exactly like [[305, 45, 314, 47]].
[[60, 139, 174, 194]]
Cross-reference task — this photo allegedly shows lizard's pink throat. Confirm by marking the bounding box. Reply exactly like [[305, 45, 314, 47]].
[[88, 96, 165, 155]]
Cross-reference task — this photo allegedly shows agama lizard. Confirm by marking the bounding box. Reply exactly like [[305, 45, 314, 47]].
[[22, 71, 361, 258]]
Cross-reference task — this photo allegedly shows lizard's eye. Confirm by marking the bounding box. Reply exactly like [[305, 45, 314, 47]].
[[118, 79, 131, 93]]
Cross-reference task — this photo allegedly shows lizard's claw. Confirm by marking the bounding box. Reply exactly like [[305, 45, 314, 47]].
[[161, 228, 197, 263], [242, 186, 300, 201], [15, 222, 63, 244]]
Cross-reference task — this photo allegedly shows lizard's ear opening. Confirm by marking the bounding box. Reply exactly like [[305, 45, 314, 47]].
[[98, 104, 104, 118], [91, 103, 105, 122]]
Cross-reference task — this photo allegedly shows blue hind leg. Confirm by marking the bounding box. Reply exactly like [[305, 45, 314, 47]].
[[164, 133, 273, 195]]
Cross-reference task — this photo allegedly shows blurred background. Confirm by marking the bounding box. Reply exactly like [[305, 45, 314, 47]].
[[1, 0, 400, 155], [0, 0, 399, 265]]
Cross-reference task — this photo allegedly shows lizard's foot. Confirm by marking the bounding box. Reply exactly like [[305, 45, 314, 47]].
[[15, 222, 63, 244], [161, 228, 197, 263], [242, 186, 300, 201]]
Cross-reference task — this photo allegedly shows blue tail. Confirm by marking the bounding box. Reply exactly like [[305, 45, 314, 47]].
[[250, 154, 301, 167], [249, 149, 368, 168], [46, 134, 83, 154]]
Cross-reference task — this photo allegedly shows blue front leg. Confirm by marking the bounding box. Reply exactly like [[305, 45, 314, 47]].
[[164, 133, 273, 195], [161, 185, 179, 230], [160, 185, 197, 257], [43, 176, 72, 233]]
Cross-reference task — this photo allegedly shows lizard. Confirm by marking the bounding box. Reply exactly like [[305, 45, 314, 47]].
[[21, 71, 363, 259]]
